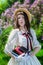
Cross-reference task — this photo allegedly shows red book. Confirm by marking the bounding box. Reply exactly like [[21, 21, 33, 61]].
[[13, 46, 28, 55]]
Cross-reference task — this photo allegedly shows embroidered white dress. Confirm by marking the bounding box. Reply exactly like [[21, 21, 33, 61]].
[[4, 28, 41, 65]]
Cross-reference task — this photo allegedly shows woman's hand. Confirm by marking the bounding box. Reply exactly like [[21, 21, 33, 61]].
[[28, 47, 41, 56], [29, 51, 35, 56]]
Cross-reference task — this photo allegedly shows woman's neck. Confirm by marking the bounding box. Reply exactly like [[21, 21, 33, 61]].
[[19, 26, 28, 33]]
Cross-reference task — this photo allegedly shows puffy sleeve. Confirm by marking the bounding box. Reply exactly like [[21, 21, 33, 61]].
[[30, 28, 41, 49], [4, 29, 18, 54]]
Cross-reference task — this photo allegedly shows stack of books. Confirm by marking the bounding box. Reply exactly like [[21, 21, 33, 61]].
[[11, 46, 28, 59]]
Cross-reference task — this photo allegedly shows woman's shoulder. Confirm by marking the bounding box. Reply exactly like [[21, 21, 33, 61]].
[[30, 28, 37, 40], [30, 28, 35, 34], [8, 28, 19, 38], [30, 28, 36, 37], [7, 28, 19, 41], [10, 28, 19, 34]]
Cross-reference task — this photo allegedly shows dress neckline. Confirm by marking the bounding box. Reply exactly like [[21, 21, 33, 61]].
[[17, 28, 29, 34], [20, 30, 28, 34]]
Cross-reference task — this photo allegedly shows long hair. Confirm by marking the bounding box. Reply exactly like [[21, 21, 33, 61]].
[[15, 12, 33, 39]]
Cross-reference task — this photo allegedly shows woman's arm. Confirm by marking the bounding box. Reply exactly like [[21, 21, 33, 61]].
[[29, 28, 41, 56], [30, 47, 41, 56], [4, 29, 18, 59]]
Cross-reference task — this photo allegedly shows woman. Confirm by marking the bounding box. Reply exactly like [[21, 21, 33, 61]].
[[4, 8, 41, 65]]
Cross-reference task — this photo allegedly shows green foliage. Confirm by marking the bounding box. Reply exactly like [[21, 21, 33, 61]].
[[0, 52, 10, 65], [30, 0, 34, 4], [0, 0, 9, 14], [18, 0, 24, 3], [0, 26, 13, 65], [0, 26, 13, 52], [0, 0, 17, 15], [31, 16, 43, 43], [7, 0, 17, 7], [36, 21, 43, 41]]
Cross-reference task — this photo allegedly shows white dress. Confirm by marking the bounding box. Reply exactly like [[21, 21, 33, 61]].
[[4, 28, 41, 65]]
